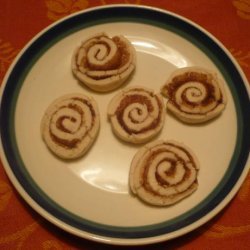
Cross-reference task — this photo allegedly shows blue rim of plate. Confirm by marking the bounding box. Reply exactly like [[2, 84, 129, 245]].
[[0, 5, 250, 241]]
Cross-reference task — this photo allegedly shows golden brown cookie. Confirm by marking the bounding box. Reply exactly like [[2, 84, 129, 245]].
[[72, 33, 136, 92], [161, 67, 227, 123], [108, 86, 165, 144], [129, 140, 199, 206], [41, 93, 100, 159]]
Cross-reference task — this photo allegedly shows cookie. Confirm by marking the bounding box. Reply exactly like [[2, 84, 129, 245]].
[[161, 67, 227, 123], [129, 140, 199, 206], [72, 32, 136, 92], [41, 93, 100, 159], [108, 86, 165, 144]]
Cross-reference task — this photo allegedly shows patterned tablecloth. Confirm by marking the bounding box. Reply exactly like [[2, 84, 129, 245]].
[[0, 0, 249, 249]]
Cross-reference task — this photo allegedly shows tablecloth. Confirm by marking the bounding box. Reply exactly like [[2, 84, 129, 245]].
[[0, 0, 249, 249]]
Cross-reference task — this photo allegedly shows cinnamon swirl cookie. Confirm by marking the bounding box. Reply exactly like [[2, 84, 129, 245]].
[[72, 33, 136, 92], [41, 93, 100, 159], [161, 67, 227, 123], [129, 140, 199, 206], [108, 86, 165, 144]]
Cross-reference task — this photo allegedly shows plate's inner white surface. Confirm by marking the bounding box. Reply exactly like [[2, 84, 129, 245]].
[[15, 23, 237, 227]]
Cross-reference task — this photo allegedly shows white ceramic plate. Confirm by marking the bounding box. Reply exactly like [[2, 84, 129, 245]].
[[0, 5, 250, 246]]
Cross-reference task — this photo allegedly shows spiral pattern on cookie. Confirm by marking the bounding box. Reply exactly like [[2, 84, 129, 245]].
[[41, 94, 100, 159], [129, 140, 199, 206], [72, 33, 136, 92], [161, 67, 227, 123], [108, 87, 165, 144]]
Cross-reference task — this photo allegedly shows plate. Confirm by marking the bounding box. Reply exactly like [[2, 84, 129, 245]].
[[0, 5, 250, 246]]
